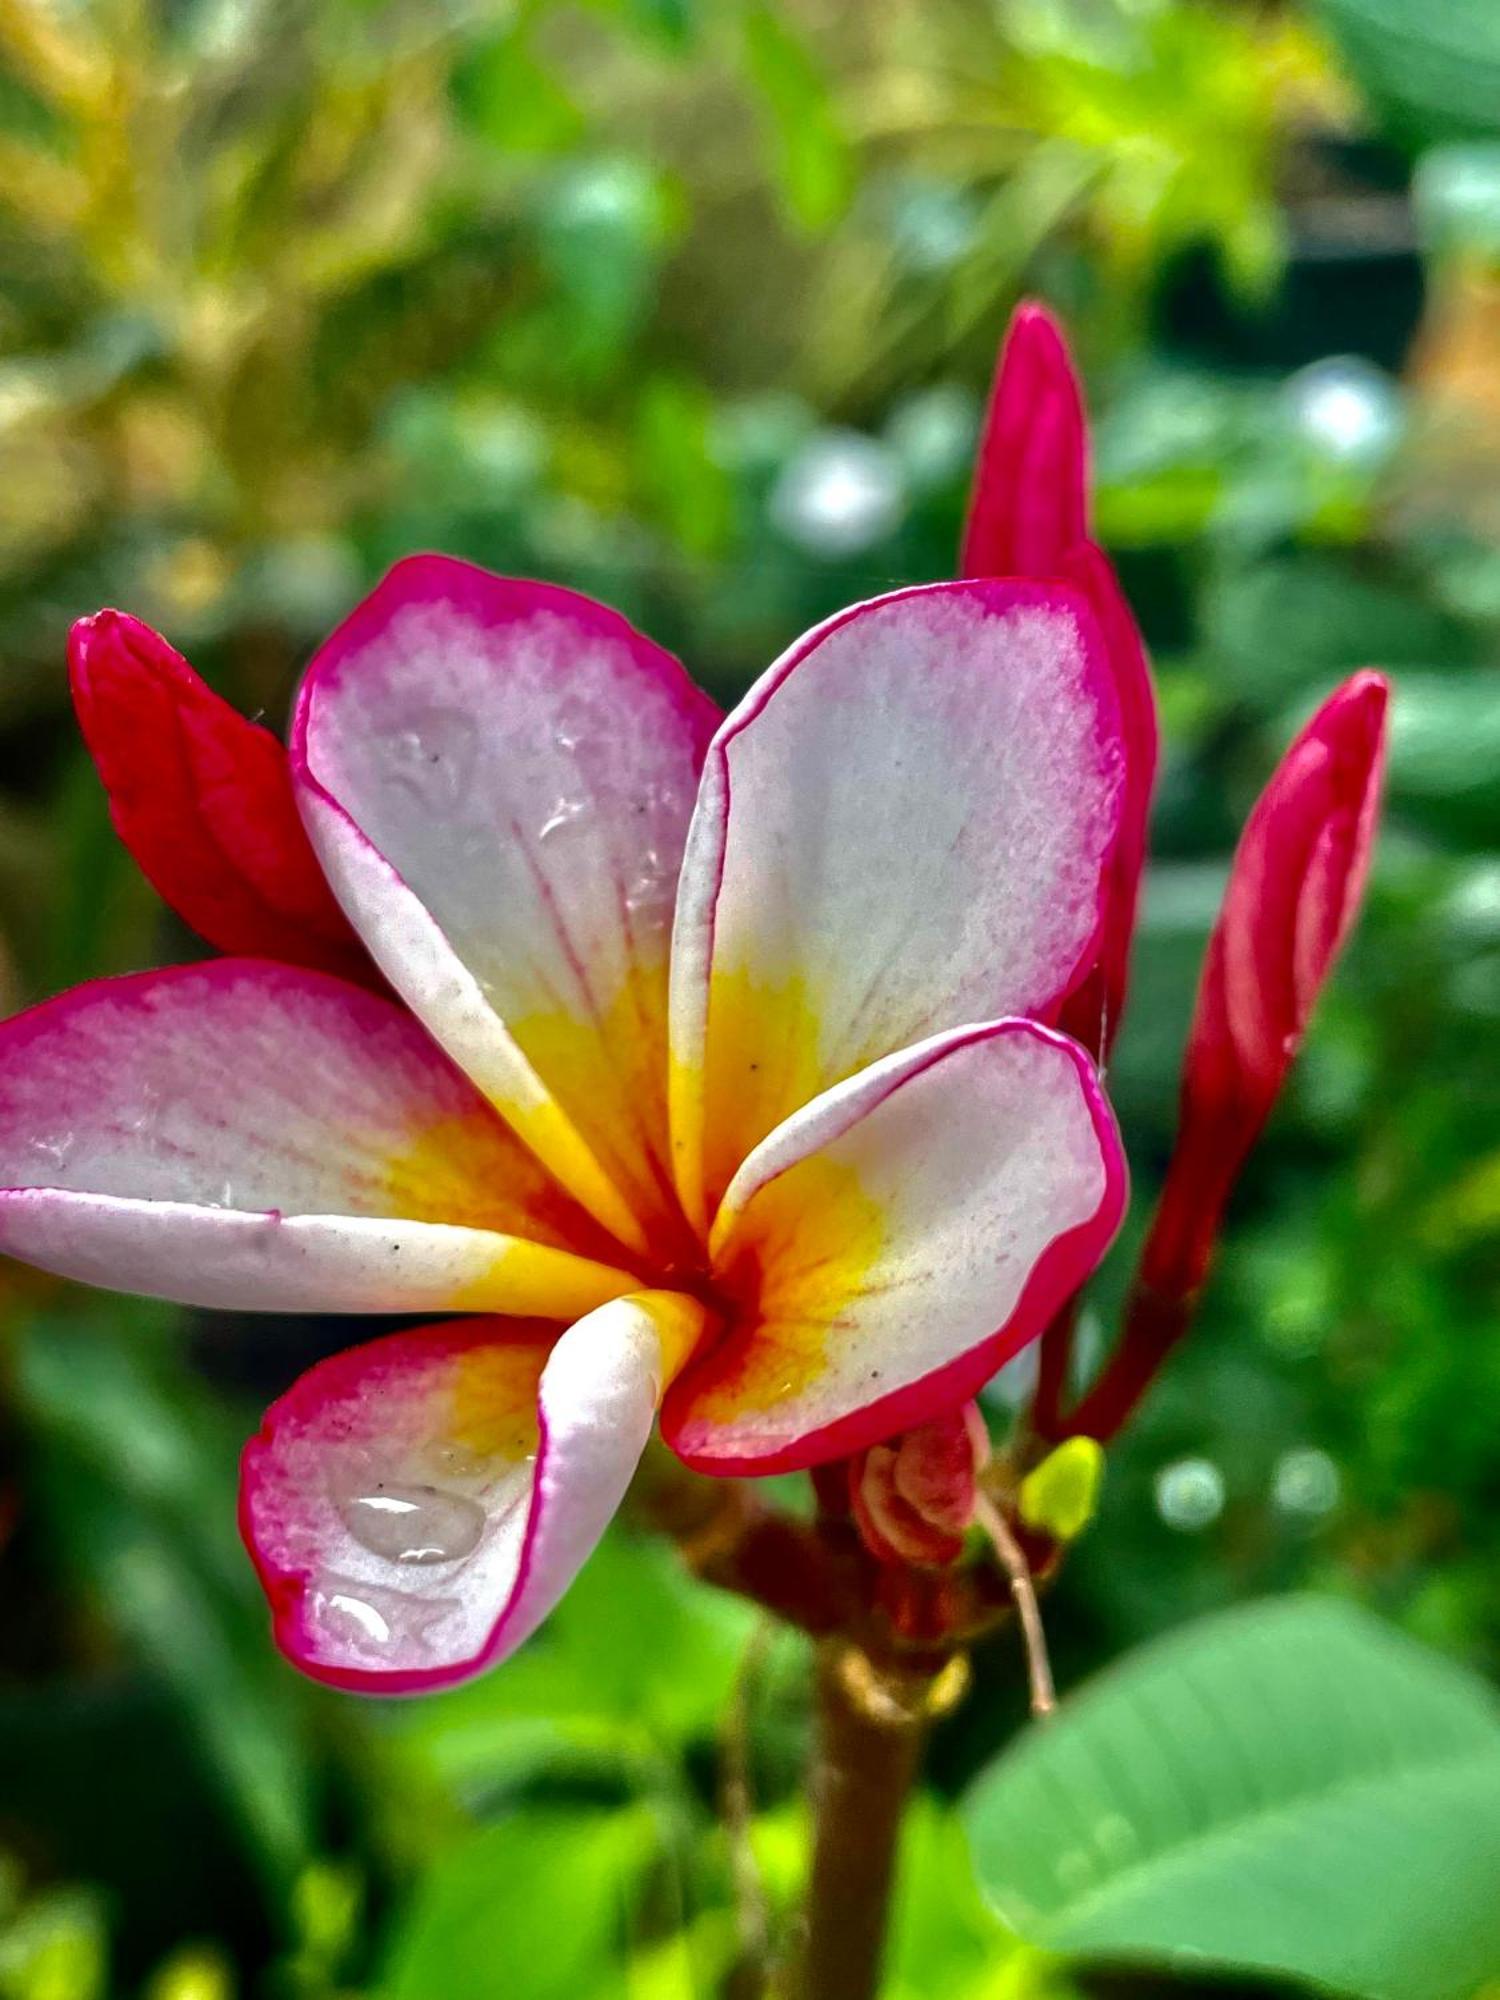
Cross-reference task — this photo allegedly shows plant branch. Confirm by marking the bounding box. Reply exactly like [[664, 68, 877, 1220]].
[[797, 1644, 940, 2000]]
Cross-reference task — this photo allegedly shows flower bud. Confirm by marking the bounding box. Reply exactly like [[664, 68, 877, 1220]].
[[848, 1403, 990, 1569], [1144, 671, 1389, 1299], [962, 302, 1088, 578], [68, 610, 369, 982], [961, 303, 1157, 1057]]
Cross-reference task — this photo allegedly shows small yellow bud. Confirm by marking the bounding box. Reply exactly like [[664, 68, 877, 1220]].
[[145, 1946, 233, 2000], [1018, 1437, 1105, 1543]]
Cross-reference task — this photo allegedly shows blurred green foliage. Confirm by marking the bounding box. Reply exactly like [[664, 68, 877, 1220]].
[[0, 0, 1497, 1994]]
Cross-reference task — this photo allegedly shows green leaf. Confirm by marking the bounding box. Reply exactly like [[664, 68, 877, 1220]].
[[740, 3, 852, 234], [450, 29, 583, 156], [1318, 0, 1500, 148], [883, 1800, 1021, 2000], [385, 1527, 761, 1800], [634, 374, 734, 560], [965, 1596, 1500, 2000], [379, 1805, 661, 2000], [581, 0, 700, 51], [0, 1880, 107, 2000], [15, 1310, 315, 1890]]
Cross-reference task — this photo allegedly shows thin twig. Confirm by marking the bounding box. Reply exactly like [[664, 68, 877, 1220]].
[[972, 1492, 1057, 1720]]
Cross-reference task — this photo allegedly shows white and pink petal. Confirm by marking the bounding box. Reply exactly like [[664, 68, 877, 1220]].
[[241, 1292, 709, 1691], [669, 581, 1125, 1225], [293, 557, 719, 1253], [662, 1019, 1125, 1473], [0, 961, 635, 1317]]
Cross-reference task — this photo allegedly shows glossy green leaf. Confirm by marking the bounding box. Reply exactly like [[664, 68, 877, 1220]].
[[965, 1597, 1500, 2000], [1319, 0, 1500, 146]]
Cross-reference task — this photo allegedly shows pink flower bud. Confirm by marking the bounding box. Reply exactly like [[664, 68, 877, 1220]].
[[962, 303, 1088, 578], [69, 611, 370, 983], [1144, 671, 1389, 1299], [961, 304, 1158, 1057], [848, 1403, 990, 1569]]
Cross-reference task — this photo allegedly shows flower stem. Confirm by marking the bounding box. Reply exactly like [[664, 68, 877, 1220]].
[[1030, 1294, 1081, 1439], [797, 1644, 934, 2000], [972, 1492, 1056, 1719], [1062, 1278, 1195, 1443]]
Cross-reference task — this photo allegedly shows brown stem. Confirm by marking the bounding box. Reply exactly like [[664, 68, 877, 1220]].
[[634, 1453, 1016, 1656], [797, 1645, 934, 2000]]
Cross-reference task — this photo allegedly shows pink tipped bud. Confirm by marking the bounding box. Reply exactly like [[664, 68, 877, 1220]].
[[961, 302, 1088, 578], [1144, 671, 1389, 1298], [68, 611, 370, 983], [962, 305, 1159, 1057], [848, 1403, 990, 1570]]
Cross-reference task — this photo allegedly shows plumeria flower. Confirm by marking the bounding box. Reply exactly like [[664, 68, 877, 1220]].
[[0, 559, 1129, 1691]]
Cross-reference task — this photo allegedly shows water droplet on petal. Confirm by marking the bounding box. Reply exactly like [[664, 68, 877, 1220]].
[[325, 1590, 392, 1647], [383, 705, 478, 808], [338, 1482, 487, 1565], [309, 1571, 463, 1659], [624, 844, 674, 925], [538, 794, 591, 843]]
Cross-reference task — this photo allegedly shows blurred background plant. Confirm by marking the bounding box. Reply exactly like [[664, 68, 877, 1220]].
[[0, 0, 1498, 1995]]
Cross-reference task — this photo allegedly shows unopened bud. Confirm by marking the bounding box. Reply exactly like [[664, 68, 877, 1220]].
[[848, 1402, 990, 1569]]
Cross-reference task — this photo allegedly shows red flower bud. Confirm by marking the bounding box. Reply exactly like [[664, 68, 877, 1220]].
[[1144, 671, 1389, 1299], [848, 1403, 990, 1570], [961, 304, 1157, 1057], [962, 303, 1088, 578], [69, 611, 370, 983]]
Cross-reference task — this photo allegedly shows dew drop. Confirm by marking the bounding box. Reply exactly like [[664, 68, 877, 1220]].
[[624, 845, 675, 927], [310, 1571, 463, 1659], [338, 1481, 486, 1565], [383, 705, 478, 808], [538, 794, 591, 842], [325, 1590, 391, 1647]]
